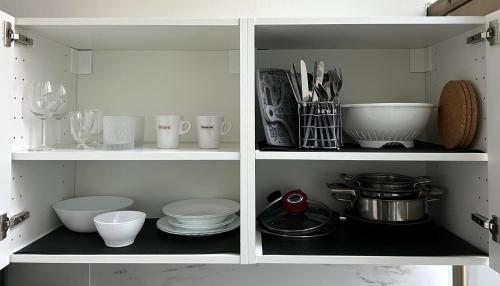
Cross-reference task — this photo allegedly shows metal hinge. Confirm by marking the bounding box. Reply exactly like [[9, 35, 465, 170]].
[[472, 213, 500, 243], [0, 211, 30, 241], [2, 21, 33, 48], [467, 20, 498, 46]]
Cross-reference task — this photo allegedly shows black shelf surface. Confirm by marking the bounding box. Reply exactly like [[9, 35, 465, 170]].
[[258, 141, 485, 153], [261, 221, 486, 257], [16, 219, 240, 255]]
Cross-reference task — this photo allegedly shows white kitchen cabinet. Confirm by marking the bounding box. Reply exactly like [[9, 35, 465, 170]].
[[1, 8, 500, 277]]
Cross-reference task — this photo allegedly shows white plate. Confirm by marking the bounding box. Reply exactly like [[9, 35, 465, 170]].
[[162, 199, 239, 225], [156, 215, 240, 236], [167, 214, 237, 230]]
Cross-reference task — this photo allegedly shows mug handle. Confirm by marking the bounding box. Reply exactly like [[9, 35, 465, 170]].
[[220, 121, 232, 136], [179, 120, 192, 135]]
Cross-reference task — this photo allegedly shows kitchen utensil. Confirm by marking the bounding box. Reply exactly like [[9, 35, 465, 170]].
[[438, 81, 469, 149], [344, 211, 431, 226], [300, 60, 309, 102], [69, 110, 99, 149], [167, 214, 237, 230], [155, 115, 192, 149], [329, 184, 440, 223], [196, 115, 232, 149], [103, 116, 136, 150], [156, 215, 240, 236], [287, 69, 301, 103], [134, 116, 145, 148], [342, 103, 433, 148], [52, 196, 134, 233], [258, 190, 333, 236], [27, 80, 64, 151], [342, 173, 432, 191], [292, 63, 302, 96], [162, 198, 239, 225], [94, 211, 146, 247]]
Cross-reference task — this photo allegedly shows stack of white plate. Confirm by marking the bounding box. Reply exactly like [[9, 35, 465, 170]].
[[157, 198, 240, 237]]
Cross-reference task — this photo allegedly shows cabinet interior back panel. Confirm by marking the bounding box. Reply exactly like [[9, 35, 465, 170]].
[[255, 49, 426, 142], [256, 49, 426, 103], [254, 161, 426, 213], [76, 50, 240, 143], [74, 161, 240, 217]]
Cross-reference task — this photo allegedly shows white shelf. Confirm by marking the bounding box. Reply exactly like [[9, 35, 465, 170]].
[[10, 254, 240, 264], [16, 18, 240, 50], [255, 254, 489, 266], [255, 228, 489, 266], [255, 150, 488, 162], [255, 16, 485, 49], [12, 143, 240, 161]]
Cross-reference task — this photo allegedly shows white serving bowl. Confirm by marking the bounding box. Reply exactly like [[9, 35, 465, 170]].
[[342, 103, 433, 148], [52, 196, 134, 233], [94, 211, 146, 247]]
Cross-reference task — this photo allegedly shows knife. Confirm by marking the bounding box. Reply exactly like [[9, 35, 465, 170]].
[[300, 60, 309, 102]]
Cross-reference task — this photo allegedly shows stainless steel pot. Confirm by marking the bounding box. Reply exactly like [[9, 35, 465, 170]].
[[328, 184, 441, 222], [342, 173, 432, 191]]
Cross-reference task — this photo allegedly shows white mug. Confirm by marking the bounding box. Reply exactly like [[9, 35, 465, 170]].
[[156, 115, 192, 149], [196, 115, 232, 149]]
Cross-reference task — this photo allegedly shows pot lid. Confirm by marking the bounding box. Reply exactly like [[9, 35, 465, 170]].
[[259, 190, 332, 235]]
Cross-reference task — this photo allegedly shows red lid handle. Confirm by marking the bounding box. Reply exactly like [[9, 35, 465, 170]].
[[281, 190, 308, 213]]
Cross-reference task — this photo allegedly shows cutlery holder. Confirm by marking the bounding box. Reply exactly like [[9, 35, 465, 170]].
[[298, 101, 342, 149]]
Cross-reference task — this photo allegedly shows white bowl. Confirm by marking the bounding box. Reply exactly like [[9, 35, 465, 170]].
[[52, 196, 134, 233], [162, 198, 240, 226], [342, 103, 433, 148], [94, 211, 146, 247]]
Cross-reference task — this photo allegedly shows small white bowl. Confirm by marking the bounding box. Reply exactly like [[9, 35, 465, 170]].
[[52, 196, 134, 233], [342, 103, 433, 148], [94, 211, 146, 248]]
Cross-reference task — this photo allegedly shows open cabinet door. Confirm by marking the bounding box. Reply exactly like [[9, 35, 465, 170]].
[[0, 10, 14, 270], [486, 9, 500, 273]]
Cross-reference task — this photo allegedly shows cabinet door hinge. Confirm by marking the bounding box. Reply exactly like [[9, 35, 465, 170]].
[[472, 213, 500, 243], [0, 211, 30, 241], [2, 21, 33, 48], [467, 20, 498, 46]]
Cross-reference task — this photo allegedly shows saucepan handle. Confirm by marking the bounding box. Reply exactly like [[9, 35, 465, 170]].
[[340, 173, 360, 186], [413, 176, 433, 187], [327, 183, 357, 206]]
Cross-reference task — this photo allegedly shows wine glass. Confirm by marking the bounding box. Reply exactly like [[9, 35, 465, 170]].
[[27, 80, 63, 151], [90, 109, 103, 146], [69, 110, 98, 149], [52, 83, 69, 148]]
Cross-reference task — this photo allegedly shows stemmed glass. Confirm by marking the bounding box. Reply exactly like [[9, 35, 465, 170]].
[[27, 81, 64, 151], [69, 110, 98, 149], [52, 83, 69, 148]]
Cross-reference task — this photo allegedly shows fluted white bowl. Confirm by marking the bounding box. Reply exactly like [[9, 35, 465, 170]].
[[342, 103, 433, 148], [94, 211, 146, 247]]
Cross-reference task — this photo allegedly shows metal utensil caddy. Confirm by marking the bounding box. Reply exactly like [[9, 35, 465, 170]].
[[299, 101, 342, 149]]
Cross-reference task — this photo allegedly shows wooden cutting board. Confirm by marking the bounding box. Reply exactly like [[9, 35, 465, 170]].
[[438, 81, 469, 149]]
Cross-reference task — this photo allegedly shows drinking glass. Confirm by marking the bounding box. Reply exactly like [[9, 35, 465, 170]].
[[52, 83, 69, 148], [90, 109, 103, 146], [27, 80, 63, 151], [69, 110, 98, 149]]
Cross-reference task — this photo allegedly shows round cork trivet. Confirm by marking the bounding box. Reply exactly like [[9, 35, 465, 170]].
[[457, 80, 472, 147], [462, 80, 478, 148], [438, 80, 468, 149]]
